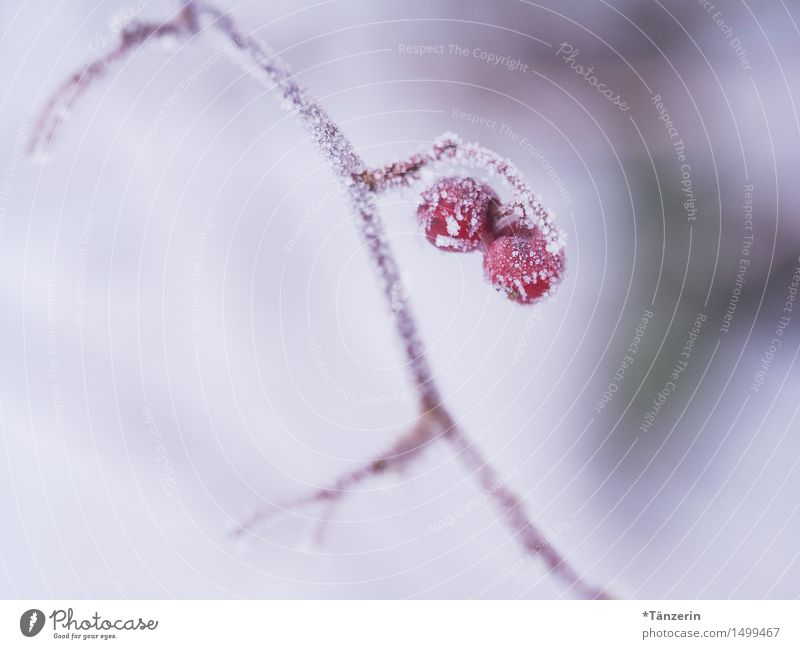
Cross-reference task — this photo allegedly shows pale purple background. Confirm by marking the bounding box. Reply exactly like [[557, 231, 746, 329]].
[[1, 0, 799, 598]]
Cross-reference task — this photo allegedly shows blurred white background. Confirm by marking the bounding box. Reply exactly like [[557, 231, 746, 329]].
[[1, 0, 799, 599]]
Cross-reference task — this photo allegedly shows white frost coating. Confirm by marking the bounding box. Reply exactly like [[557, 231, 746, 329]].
[[417, 176, 497, 246], [27, 1, 608, 600], [434, 234, 472, 251], [363, 132, 566, 256], [190, 4, 442, 403], [445, 215, 461, 236], [28, 0, 439, 407]]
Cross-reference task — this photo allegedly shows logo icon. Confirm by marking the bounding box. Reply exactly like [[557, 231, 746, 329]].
[[20, 609, 45, 637]]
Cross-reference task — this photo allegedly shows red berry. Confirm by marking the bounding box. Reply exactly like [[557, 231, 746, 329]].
[[483, 229, 564, 304], [417, 177, 499, 252]]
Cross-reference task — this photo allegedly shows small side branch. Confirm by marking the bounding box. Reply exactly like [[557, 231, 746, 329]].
[[234, 417, 441, 538], [31, 1, 608, 599], [29, 0, 441, 412]]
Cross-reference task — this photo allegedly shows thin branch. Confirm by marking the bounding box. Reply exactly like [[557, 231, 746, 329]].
[[28, 6, 200, 158], [445, 426, 611, 599], [234, 417, 440, 538], [31, 0, 608, 599], [358, 133, 564, 248], [191, 1, 441, 412]]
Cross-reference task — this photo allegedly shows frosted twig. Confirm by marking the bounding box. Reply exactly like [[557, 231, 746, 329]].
[[445, 426, 611, 599], [28, 6, 200, 157], [190, 2, 442, 410], [29, 0, 439, 409], [359, 133, 561, 243], [233, 418, 439, 538], [31, 0, 607, 599]]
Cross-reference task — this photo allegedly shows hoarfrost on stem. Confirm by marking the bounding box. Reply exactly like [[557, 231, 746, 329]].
[[30, 0, 608, 599]]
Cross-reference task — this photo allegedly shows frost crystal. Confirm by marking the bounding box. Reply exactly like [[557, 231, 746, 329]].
[[417, 176, 497, 252], [28, 0, 606, 600]]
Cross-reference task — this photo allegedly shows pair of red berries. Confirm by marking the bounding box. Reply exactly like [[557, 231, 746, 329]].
[[416, 177, 564, 304]]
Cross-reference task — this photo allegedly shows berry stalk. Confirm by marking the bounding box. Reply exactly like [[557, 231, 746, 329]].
[[30, 0, 608, 598]]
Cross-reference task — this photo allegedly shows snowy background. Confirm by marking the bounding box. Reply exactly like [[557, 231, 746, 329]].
[[1, 0, 799, 598]]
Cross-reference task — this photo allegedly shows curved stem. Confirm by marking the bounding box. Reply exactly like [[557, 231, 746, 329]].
[[359, 134, 563, 244], [191, 1, 442, 412], [445, 426, 611, 599], [28, 6, 200, 157], [30, 1, 606, 599], [234, 417, 440, 537]]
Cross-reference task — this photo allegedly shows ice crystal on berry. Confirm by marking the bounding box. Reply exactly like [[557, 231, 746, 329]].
[[29, 1, 606, 599], [417, 177, 498, 252], [483, 229, 565, 304]]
